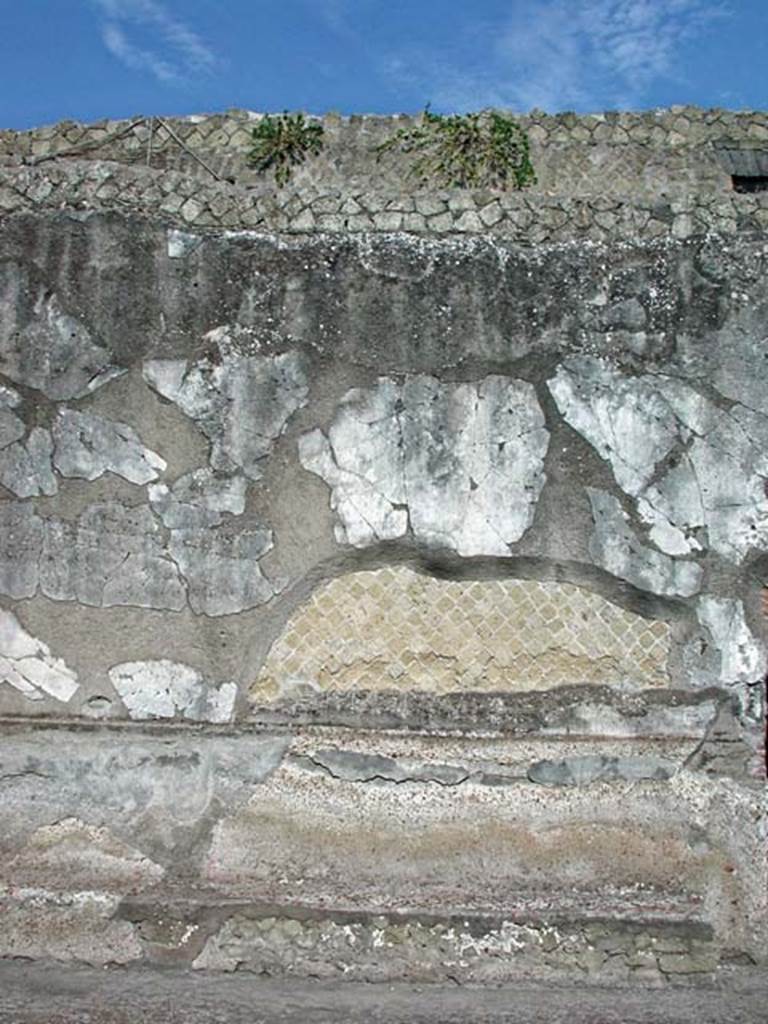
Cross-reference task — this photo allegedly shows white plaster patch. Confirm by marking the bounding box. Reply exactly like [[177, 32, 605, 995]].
[[149, 468, 247, 529], [53, 409, 166, 485], [143, 341, 307, 480], [167, 229, 202, 259], [697, 597, 767, 686], [587, 488, 702, 597], [0, 408, 25, 449], [109, 659, 237, 723], [299, 375, 549, 556], [0, 288, 124, 400], [549, 357, 768, 564], [548, 357, 678, 496], [168, 525, 275, 616], [0, 608, 79, 702], [0, 427, 58, 497]]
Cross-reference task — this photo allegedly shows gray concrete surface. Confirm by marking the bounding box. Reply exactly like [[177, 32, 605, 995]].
[[0, 962, 766, 1024]]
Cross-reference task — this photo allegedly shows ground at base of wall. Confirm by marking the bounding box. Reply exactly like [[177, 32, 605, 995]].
[[0, 962, 766, 1024]]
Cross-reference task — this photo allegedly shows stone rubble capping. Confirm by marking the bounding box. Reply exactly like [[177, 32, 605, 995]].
[[1, 158, 767, 242], [2, 108, 768, 166]]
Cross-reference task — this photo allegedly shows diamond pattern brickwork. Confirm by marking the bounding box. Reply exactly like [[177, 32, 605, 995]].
[[250, 568, 671, 702]]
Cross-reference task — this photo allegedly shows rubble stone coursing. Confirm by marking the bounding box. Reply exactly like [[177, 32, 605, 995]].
[[1, 158, 768, 242], [0, 109, 766, 984]]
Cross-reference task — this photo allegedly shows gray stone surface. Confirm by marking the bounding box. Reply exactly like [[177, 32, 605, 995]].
[[168, 523, 274, 616], [587, 488, 702, 597], [148, 468, 247, 528], [40, 503, 186, 610], [0, 501, 44, 597], [52, 409, 166, 485], [0, 407, 25, 448], [0, 427, 57, 497], [0, 726, 290, 856], [109, 659, 237, 723], [300, 375, 549, 555], [527, 755, 677, 786], [0, 285, 123, 400], [143, 342, 308, 480]]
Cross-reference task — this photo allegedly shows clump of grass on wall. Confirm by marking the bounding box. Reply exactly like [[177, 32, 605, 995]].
[[248, 112, 324, 187], [377, 108, 536, 190]]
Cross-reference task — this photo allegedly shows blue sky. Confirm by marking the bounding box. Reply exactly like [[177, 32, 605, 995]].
[[1, 1, 766, 129]]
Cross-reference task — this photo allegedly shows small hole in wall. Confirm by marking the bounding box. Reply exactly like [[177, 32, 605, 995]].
[[732, 176, 768, 193], [84, 695, 112, 719]]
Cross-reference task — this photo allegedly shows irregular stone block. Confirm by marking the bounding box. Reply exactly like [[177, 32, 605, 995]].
[[297, 749, 470, 786], [148, 468, 247, 529], [0, 502, 43, 598], [0, 427, 57, 497], [168, 524, 274, 616], [528, 755, 677, 787], [0, 407, 24, 448], [0, 283, 123, 400], [697, 597, 766, 686]]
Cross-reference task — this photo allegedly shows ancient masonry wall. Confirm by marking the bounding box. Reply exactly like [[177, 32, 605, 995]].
[[0, 109, 766, 984]]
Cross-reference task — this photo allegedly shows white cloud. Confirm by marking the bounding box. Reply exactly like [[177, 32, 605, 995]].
[[91, 0, 218, 83], [102, 23, 176, 82], [382, 0, 726, 113]]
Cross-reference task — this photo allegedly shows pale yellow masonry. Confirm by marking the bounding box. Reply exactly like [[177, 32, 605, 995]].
[[250, 568, 672, 701]]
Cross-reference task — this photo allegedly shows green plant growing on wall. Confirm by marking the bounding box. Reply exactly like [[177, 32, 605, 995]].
[[248, 112, 324, 187], [376, 108, 536, 190]]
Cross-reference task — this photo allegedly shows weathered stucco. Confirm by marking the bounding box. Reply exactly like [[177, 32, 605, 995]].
[[0, 110, 766, 989], [299, 376, 548, 553]]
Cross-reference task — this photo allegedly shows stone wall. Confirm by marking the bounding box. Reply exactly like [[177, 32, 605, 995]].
[[2, 158, 768, 241], [0, 110, 767, 986], [2, 106, 768, 196]]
